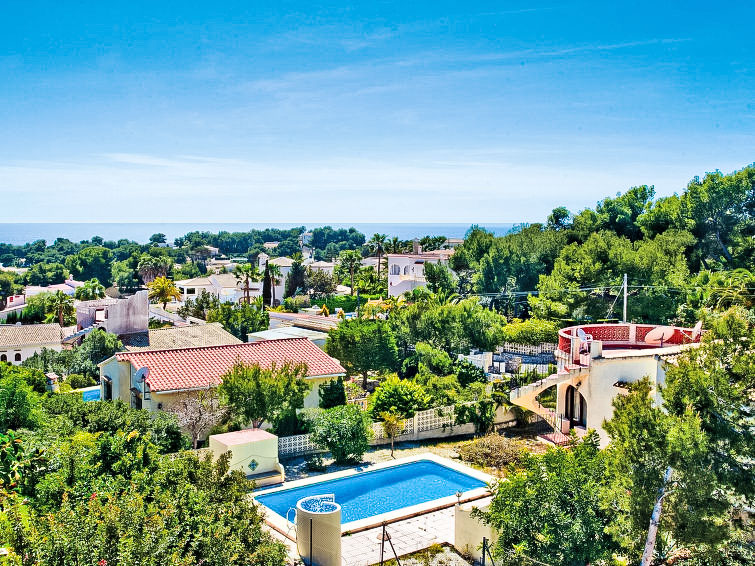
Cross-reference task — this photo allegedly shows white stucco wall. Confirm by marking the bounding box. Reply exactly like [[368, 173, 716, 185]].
[[0, 342, 63, 365], [555, 354, 665, 447], [454, 500, 496, 563], [209, 433, 280, 476], [387, 255, 450, 297]]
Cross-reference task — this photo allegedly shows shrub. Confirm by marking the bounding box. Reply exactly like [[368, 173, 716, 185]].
[[501, 318, 559, 345], [305, 454, 326, 471], [282, 295, 310, 312], [422, 374, 461, 407], [0, 363, 47, 394], [319, 376, 347, 409], [40, 396, 186, 453], [454, 359, 487, 387], [310, 404, 371, 464], [457, 434, 522, 470], [369, 375, 431, 418], [0, 373, 40, 433], [455, 398, 496, 436], [414, 342, 453, 375], [67, 373, 96, 389]]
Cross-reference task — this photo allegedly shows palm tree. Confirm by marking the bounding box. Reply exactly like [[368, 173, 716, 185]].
[[267, 263, 282, 306], [431, 290, 460, 306], [147, 276, 182, 309], [387, 236, 405, 254], [338, 250, 362, 295], [137, 255, 172, 285], [45, 290, 74, 326], [368, 233, 388, 279], [234, 263, 262, 304], [381, 295, 406, 317], [74, 278, 106, 301]]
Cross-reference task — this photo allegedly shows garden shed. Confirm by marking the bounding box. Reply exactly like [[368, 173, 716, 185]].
[[209, 429, 284, 487]]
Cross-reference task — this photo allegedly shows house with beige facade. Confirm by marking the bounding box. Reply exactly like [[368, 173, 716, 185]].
[[98, 338, 346, 415]]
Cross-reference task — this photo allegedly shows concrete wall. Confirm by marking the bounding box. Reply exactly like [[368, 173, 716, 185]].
[[78, 291, 149, 336], [209, 434, 279, 476], [454, 499, 496, 563], [104, 290, 149, 335]]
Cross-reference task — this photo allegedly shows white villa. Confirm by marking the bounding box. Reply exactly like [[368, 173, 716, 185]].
[[509, 322, 703, 447], [258, 254, 294, 303], [174, 273, 255, 304], [305, 260, 335, 275], [0, 323, 72, 364], [387, 249, 454, 297]]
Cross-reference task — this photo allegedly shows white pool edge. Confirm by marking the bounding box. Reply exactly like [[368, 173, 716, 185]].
[[252, 452, 494, 536]]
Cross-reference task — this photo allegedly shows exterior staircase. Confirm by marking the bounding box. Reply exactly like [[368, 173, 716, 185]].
[[62, 325, 96, 343], [509, 364, 589, 443], [509, 368, 574, 417]]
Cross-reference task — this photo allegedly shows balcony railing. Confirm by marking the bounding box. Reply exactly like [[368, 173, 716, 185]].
[[557, 323, 700, 367]]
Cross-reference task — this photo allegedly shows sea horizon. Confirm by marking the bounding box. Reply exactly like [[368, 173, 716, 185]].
[[0, 222, 521, 247]]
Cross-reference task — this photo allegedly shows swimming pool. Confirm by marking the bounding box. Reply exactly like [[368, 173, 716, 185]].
[[255, 457, 488, 526]]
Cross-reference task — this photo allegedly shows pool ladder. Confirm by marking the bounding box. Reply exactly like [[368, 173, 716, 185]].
[[285, 507, 297, 537]]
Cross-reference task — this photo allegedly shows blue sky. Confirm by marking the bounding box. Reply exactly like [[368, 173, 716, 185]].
[[1, 1, 753, 223]]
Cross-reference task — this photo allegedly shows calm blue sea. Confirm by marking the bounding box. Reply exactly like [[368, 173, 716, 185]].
[[0, 222, 518, 246]]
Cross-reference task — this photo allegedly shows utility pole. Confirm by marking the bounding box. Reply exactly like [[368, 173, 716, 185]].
[[623, 273, 628, 323]]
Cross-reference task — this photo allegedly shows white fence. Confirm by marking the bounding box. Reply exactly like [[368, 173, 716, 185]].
[[499, 342, 557, 356], [277, 404, 479, 458], [278, 433, 321, 458]]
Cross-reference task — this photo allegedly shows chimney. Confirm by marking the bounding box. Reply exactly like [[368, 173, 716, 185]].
[[412, 239, 421, 254]]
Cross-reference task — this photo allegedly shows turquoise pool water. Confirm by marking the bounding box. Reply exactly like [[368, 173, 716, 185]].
[[255, 460, 487, 524]]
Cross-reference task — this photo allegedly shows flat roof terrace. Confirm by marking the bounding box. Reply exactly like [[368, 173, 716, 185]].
[[557, 322, 703, 367]]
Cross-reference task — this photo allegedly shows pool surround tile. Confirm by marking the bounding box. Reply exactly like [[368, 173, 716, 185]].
[[252, 453, 493, 536]]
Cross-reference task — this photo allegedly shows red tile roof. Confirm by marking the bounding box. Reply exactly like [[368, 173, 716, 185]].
[[114, 338, 345, 392]]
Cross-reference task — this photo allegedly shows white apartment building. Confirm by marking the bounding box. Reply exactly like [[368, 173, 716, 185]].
[[387, 249, 454, 297]]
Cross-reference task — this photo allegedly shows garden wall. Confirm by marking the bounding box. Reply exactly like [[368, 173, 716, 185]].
[[277, 404, 518, 458]]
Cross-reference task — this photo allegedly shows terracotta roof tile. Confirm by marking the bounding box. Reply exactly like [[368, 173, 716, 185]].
[[114, 338, 345, 392]]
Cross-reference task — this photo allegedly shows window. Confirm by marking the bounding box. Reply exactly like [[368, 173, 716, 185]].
[[390, 264, 400, 275], [103, 379, 112, 401], [186, 287, 196, 295], [14, 353, 21, 362], [403, 265, 410, 275], [0, 354, 6, 362]]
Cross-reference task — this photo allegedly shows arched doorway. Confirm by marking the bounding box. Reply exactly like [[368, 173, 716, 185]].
[[564, 385, 587, 427]]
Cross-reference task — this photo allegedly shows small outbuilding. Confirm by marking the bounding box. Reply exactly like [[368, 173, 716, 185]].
[[208, 428, 284, 487]]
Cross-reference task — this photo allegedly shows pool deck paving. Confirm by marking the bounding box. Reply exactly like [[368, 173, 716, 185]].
[[265, 506, 459, 565], [341, 507, 456, 566]]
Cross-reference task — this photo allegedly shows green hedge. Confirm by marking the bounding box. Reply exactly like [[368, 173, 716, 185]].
[[500, 318, 559, 345], [311, 294, 383, 313]]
